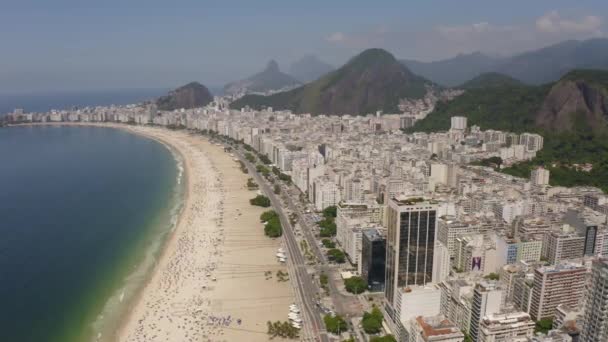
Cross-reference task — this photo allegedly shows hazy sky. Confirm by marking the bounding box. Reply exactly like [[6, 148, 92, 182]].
[[1, 0, 607, 93]]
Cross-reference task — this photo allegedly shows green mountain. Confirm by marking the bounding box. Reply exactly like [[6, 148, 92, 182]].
[[460, 72, 523, 89], [224, 60, 301, 95], [230, 48, 431, 115], [401, 38, 608, 86], [412, 69, 608, 191], [156, 82, 213, 111]]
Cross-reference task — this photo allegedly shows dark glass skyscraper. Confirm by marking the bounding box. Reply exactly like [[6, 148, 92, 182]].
[[361, 228, 386, 292], [385, 198, 438, 305]]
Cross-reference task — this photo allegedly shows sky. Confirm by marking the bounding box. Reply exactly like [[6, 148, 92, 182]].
[[1, 0, 607, 93]]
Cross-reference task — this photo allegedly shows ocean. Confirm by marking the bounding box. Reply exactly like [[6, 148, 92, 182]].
[[0, 125, 183, 342], [0, 88, 168, 115]]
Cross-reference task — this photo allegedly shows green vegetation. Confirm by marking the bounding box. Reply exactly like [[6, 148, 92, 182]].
[[322, 205, 337, 218], [256, 164, 270, 174], [344, 276, 367, 294], [244, 152, 256, 163], [411, 84, 547, 133], [231, 49, 429, 115], [502, 131, 608, 192], [320, 272, 329, 293], [319, 206, 338, 237], [260, 210, 282, 237], [278, 173, 292, 184], [266, 321, 299, 339], [276, 270, 289, 282], [324, 314, 347, 335], [259, 154, 272, 165], [535, 318, 553, 334], [370, 335, 397, 342], [250, 195, 271, 208], [247, 178, 258, 189], [484, 273, 500, 281], [322, 239, 336, 248], [327, 248, 346, 264], [361, 306, 384, 334], [411, 71, 608, 192], [472, 156, 503, 169]]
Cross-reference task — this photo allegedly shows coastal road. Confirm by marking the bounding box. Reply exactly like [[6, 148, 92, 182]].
[[280, 183, 363, 318], [233, 148, 329, 342]]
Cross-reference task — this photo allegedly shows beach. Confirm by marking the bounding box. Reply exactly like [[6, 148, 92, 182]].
[[115, 126, 294, 342]]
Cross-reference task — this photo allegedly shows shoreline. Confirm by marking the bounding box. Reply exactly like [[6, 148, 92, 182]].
[[11, 123, 295, 341], [11, 123, 191, 342]]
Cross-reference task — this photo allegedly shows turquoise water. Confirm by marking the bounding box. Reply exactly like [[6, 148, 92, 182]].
[[0, 125, 182, 342]]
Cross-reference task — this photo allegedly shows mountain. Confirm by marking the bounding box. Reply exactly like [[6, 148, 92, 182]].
[[224, 60, 301, 95], [402, 38, 608, 86], [230, 48, 432, 115], [156, 82, 213, 111], [288, 55, 334, 83], [401, 52, 502, 87], [460, 72, 523, 89], [536, 70, 608, 132], [411, 69, 608, 191]]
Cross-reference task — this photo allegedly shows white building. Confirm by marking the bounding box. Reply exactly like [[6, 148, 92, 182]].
[[531, 167, 550, 186], [478, 312, 535, 342], [451, 116, 468, 131]]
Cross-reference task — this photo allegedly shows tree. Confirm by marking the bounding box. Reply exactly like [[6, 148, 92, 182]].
[[327, 248, 346, 264], [323, 206, 337, 218], [322, 239, 336, 248], [250, 195, 271, 207], [484, 273, 500, 280], [244, 152, 256, 163], [278, 173, 292, 184], [259, 154, 272, 165], [260, 210, 278, 222], [344, 276, 367, 294], [318, 218, 337, 237], [535, 318, 553, 334], [256, 164, 270, 176], [260, 210, 282, 237], [324, 314, 347, 335], [247, 178, 258, 189], [361, 306, 383, 334]]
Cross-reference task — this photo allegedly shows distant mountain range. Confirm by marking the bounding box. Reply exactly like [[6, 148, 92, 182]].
[[402, 38, 608, 86], [230, 48, 431, 115], [459, 72, 523, 89], [156, 82, 213, 111], [223, 60, 301, 95], [288, 55, 334, 83]]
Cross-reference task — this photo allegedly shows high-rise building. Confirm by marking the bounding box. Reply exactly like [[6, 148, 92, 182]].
[[451, 116, 468, 131], [385, 197, 438, 306], [542, 229, 585, 265], [529, 263, 586, 321], [581, 258, 608, 342], [361, 228, 386, 292], [469, 281, 503, 342], [520, 133, 544, 152], [531, 166, 550, 186]]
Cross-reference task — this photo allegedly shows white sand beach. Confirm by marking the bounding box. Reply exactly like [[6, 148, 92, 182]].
[[114, 126, 294, 342]]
